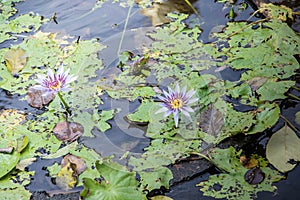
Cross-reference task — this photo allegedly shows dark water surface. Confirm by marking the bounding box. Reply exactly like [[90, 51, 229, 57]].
[[1, 0, 298, 199]]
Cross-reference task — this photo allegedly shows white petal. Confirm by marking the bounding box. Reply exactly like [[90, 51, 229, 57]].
[[174, 84, 180, 94], [155, 107, 168, 114], [173, 110, 179, 127], [35, 74, 46, 84], [187, 97, 199, 104], [181, 109, 191, 117], [164, 110, 172, 117], [65, 75, 77, 84], [57, 66, 65, 76], [182, 106, 194, 113], [47, 68, 55, 79], [167, 86, 174, 95], [163, 89, 171, 99], [31, 85, 46, 91], [181, 85, 187, 96], [157, 95, 167, 102], [186, 89, 196, 98]]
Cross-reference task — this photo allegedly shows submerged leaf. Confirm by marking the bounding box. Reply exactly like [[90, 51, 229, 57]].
[[266, 125, 300, 173], [53, 121, 84, 142]]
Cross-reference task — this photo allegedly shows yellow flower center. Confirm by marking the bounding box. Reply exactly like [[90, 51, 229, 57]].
[[50, 80, 62, 90], [171, 99, 183, 109]]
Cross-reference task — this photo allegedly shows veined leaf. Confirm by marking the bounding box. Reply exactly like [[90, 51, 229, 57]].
[[266, 125, 300, 172]]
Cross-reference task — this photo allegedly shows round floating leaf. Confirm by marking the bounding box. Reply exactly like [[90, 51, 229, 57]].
[[266, 125, 300, 173], [81, 160, 145, 200]]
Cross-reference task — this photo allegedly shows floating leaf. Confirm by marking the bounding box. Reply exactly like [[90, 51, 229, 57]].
[[127, 101, 156, 123], [93, 109, 116, 132], [140, 167, 173, 191], [197, 147, 283, 200], [246, 103, 280, 134], [81, 160, 146, 200], [4, 48, 27, 74], [14, 135, 29, 153], [256, 80, 295, 101], [0, 151, 20, 179], [266, 125, 300, 173]]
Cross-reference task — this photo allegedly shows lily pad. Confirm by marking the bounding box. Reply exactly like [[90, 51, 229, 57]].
[[81, 160, 146, 200], [0, 151, 20, 179], [266, 125, 300, 173]]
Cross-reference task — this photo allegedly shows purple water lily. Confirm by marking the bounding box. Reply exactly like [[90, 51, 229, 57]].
[[156, 84, 198, 127], [32, 67, 77, 96]]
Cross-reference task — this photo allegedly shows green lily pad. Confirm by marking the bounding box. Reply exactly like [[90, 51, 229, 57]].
[[81, 160, 146, 200], [266, 125, 300, 172], [0, 151, 20, 179], [197, 147, 283, 200]]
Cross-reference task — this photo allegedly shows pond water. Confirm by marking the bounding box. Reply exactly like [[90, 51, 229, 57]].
[[1, 0, 300, 199]]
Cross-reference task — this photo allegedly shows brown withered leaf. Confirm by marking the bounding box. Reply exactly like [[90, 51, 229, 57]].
[[53, 121, 84, 142], [61, 154, 87, 175], [198, 105, 224, 137], [4, 48, 28, 75], [240, 155, 258, 169], [27, 86, 55, 108]]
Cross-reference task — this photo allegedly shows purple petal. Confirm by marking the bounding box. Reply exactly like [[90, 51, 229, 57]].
[[163, 89, 171, 100]]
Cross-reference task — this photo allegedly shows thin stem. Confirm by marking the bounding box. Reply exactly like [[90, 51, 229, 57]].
[[117, 1, 133, 56], [191, 151, 229, 173], [287, 93, 300, 101], [190, 151, 211, 162], [57, 92, 71, 116], [184, 0, 201, 18], [292, 85, 300, 91], [280, 114, 299, 133]]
